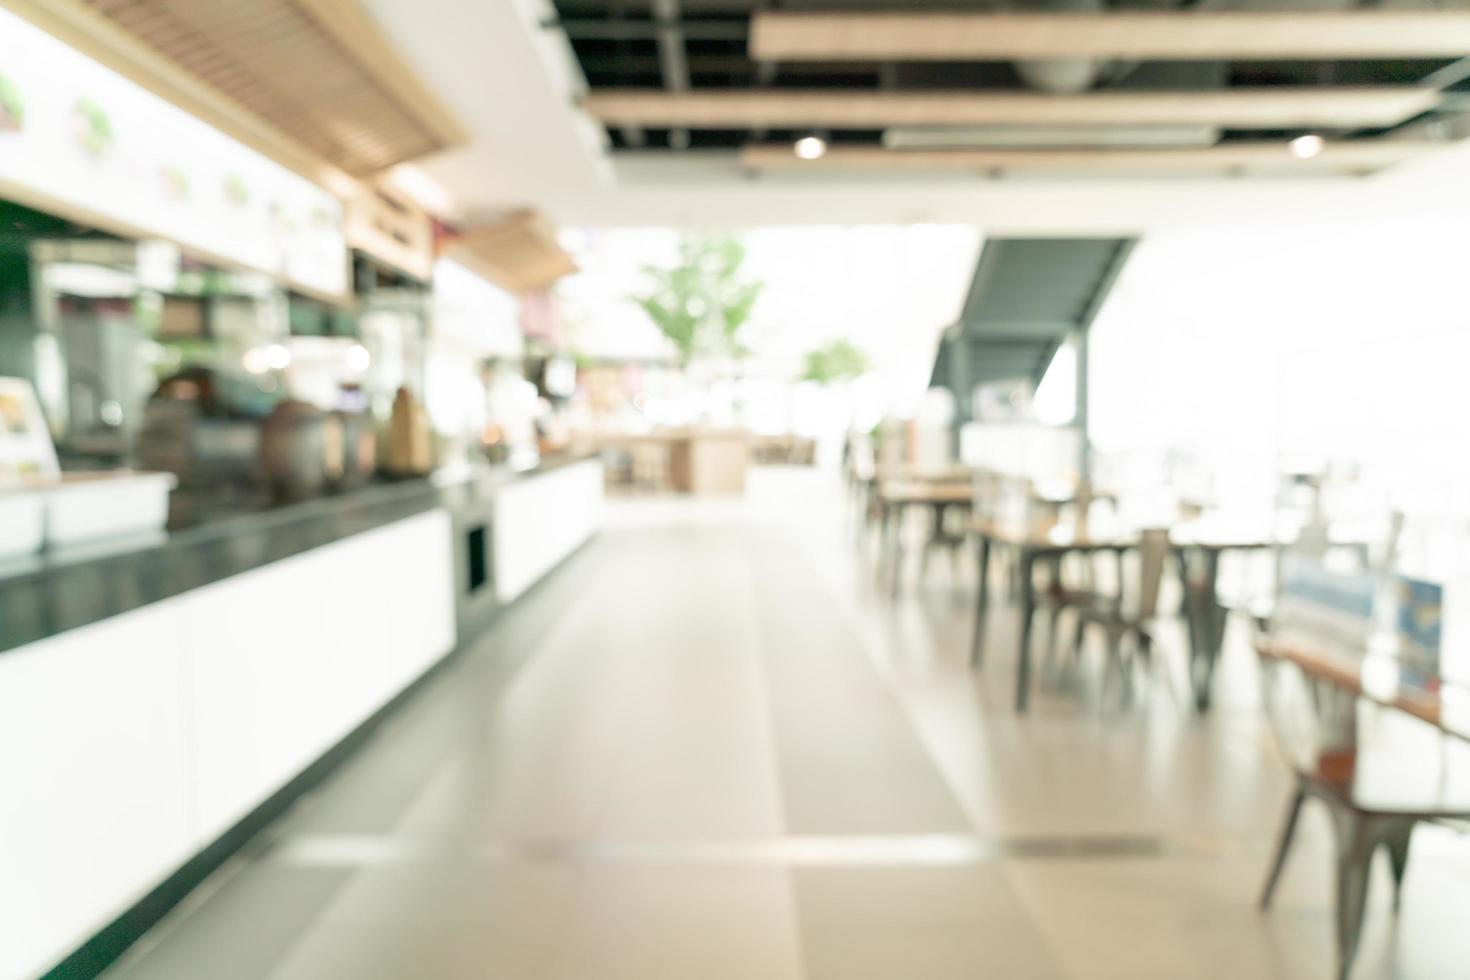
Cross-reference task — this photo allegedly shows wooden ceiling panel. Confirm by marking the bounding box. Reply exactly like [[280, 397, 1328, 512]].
[[445, 211, 578, 295], [76, 0, 464, 176], [584, 88, 1441, 130], [739, 141, 1439, 175], [751, 11, 1470, 62]]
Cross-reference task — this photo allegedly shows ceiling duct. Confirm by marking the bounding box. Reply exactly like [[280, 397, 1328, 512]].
[[1012, 0, 1107, 94]]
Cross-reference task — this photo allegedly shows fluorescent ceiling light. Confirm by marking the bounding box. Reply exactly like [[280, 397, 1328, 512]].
[[883, 126, 1220, 150], [750, 11, 1470, 61]]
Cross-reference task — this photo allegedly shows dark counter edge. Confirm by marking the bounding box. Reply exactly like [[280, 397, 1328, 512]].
[[41, 526, 600, 980], [0, 452, 599, 656]]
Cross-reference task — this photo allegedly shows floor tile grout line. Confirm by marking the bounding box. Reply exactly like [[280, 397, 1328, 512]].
[[783, 510, 1002, 837], [254, 829, 1286, 871], [736, 517, 812, 980]]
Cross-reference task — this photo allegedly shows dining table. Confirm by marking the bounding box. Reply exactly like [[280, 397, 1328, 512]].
[[969, 517, 1299, 714], [1258, 633, 1470, 743], [1169, 524, 1277, 711], [968, 520, 1141, 711], [876, 478, 975, 594], [1172, 518, 1377, 711]]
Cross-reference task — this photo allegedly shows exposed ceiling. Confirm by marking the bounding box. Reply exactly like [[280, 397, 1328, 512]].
[[350, 0, 1470, 230], [560, 0, 1470, 178]]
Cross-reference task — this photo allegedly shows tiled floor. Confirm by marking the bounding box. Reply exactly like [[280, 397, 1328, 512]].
[[106, 469, 1470, 979]]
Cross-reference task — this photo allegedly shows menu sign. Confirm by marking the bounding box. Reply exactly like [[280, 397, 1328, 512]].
[[0, 8, 349, 298], [0, 377, 59, 485]]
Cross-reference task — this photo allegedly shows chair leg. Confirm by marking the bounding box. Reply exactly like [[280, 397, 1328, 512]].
[[1333, 812, 1377, 980], [1045, 606, 1064, 678], [1070, 613, 1087, 664], [1260, 785, 1307, 910], [1383, 820, 1415, 912], [1102, 625, 1128, 705]]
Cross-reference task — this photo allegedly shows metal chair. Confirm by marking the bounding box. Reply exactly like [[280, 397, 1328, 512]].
[[1255, 643, 1470, 980], [1069, 528, 1171, 700]]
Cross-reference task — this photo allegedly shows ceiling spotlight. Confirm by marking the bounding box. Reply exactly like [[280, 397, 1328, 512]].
[[1289, 134, 1325, 160], [794, 135, 828, 160]]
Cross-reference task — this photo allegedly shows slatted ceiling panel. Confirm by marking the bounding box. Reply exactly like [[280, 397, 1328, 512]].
[[583, 88, 1442, 130], [447, 211, 579, 295], [740, 141, 1433, 174], [750, 11, 1470, 62], [76, 0, 462, 176]]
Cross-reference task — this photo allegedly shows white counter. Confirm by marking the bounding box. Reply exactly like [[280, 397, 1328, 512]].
[[493, 458, 604, 603], [0, 509, 454, 980], [0, 458, 607, 978]]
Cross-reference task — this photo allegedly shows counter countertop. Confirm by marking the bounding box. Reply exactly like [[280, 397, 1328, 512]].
[[0, 453, 600, 655]]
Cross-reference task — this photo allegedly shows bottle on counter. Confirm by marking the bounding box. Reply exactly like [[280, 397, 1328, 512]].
[[384, 386, 432, 477]]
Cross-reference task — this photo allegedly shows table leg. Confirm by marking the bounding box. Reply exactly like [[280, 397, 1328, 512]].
[[890, 502, 906, 597], [876, 500, 894, 581], [970, 535, 992, 666], [1189, 549, 1224, 712], [918, 502, 939, 586], [1015, 549, 1037, 712]]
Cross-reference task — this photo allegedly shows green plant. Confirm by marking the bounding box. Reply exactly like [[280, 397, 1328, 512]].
[[630, 235, 764, 363], [802, 338, 870, 385]]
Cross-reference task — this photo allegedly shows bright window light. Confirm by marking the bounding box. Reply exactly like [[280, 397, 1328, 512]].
[[1034, 342, 1077, 427]]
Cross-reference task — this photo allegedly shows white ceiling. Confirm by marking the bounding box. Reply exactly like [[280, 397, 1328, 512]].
[[359, 0, 1470, 233]]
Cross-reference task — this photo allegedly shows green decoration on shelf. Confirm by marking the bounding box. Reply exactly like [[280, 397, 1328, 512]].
[[0, 74, 23, 131], [224, 173, 250, 208], [74, 98, 112, 156]]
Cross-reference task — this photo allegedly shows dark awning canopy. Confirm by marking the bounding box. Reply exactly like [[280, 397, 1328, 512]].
[[930, 237, 1135, 419]]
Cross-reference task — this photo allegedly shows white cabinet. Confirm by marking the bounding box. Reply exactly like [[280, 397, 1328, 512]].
[[0, 507, 455, 980], [494, 460, 604, 602], [0, 600, 193, 980]]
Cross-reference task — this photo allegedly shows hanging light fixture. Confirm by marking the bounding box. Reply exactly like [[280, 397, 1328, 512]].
[[1289, 134, 1325, 160], [794, 134, 828, 160]]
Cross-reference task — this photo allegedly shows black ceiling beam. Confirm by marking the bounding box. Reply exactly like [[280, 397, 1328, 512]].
[[651, 0, 693, 150], [546, 18, 748, 41]]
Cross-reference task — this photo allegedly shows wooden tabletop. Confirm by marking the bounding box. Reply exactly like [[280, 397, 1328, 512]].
[[877, 481, 975, 505], [1258, 636, 1470, 744], [967, 518, 1139, 552]]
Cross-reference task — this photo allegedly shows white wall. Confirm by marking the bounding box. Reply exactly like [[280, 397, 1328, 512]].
[[1088, 214, 1470, 530]]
